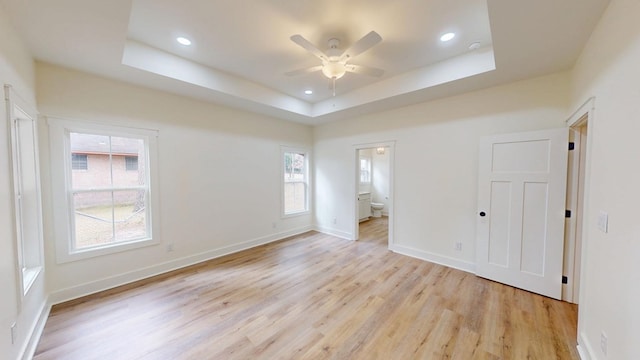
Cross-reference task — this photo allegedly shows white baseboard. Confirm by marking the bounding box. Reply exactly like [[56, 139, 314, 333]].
[[577, 331, 596, 360], [21, 299, 50, 360], [48, 225, 313, 305], [313, 225, 353, 240], [390, 244, 475, 274]]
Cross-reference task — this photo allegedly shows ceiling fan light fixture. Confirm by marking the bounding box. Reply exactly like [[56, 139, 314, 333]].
[[321, 62, 346, 79]]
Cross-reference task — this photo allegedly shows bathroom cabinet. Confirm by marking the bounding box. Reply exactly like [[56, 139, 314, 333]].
[[358, 192, 371, 221]]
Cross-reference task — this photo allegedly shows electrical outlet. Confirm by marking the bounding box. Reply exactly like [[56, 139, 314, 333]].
[[272, 222, 277, 229], [600, 331, 608, 355], [10, 323, 16, 345], [166, 244, 174, 252], [333, 217, 337, 224], [454, 242, 462, 251]]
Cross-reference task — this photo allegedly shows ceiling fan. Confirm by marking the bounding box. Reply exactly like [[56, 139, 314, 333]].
[[285, 31, 384, 95]]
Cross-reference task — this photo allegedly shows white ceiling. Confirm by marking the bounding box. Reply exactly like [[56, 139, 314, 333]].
[[1, 0, 610, 125]]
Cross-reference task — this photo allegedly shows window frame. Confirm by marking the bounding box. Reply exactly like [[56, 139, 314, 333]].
[[48, 117, 160, 263], [5, 85, 44, 297], [281, 146, 310, 217]]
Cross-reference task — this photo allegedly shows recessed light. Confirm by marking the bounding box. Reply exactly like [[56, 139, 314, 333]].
[[176, 37, 192, 46], [468, 42, 481, 50], [440, 32, 455, 42], [304, 90, 313, 95]]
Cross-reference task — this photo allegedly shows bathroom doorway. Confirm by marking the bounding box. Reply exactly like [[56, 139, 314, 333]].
[[353, 142, 394, 247]]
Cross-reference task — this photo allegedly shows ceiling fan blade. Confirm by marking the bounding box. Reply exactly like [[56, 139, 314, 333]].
[[346, 64, 384, 77], [284, 65, 323, 76], [290, 35, 328, 61], [339, 31, 382, 61]]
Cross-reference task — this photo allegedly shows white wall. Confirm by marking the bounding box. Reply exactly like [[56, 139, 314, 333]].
[[314, 72, 570, 271], [35, 63, 314, 302], [570, 0, 640, 358], [0, 4, 48, 359]]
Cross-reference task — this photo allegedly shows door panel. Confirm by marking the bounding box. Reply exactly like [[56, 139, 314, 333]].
[[488, 181, 511, 267], [476, 128, 568, 299], [521, 182, 548, 275]]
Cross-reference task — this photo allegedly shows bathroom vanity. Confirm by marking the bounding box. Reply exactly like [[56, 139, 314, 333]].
[[358, 192, 371, 221]]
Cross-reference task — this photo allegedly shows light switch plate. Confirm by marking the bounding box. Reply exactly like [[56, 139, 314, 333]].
[[597, 211, 608, 233]]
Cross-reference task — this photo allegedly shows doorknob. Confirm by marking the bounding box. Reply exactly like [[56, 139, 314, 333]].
[[479, 211, 486, 217]]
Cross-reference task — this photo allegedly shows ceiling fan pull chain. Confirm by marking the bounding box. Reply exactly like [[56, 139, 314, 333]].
[[333, 77, 336, 97]]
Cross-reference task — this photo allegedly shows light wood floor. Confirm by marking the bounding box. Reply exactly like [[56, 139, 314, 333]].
[[34, 217, 579, 359]]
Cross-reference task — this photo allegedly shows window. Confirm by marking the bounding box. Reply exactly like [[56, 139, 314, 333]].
[[49, 118, 160, 262], [125, 156, 138, 171], [282, 148, 309, 215], [71, 153, 88, 170], [360, 156, 371, 184], [6, 86, 44, 295]]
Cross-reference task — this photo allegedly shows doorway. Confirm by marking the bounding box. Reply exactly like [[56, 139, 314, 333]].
[[563, 99, 592, 304], [353, 142, 394, 247]]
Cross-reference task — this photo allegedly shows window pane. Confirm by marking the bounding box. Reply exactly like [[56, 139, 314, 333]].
[[112, 137, 145, 187], [284, 182, 306, 213], [284, 152, 305, 181], [73, 191, 114, 249], [113, 190, 148, 242], [360, 158, 371, 183], [71, 154, 88, 170], [125, 156, 138, 171], [70, 133, 110, 189], [284, 151, 308, 214]]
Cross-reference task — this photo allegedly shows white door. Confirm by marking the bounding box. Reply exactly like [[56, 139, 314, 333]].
[[476, 128, 568, 299]]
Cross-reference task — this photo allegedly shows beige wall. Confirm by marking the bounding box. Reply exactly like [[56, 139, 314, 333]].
[[569, 0, 640, 358]]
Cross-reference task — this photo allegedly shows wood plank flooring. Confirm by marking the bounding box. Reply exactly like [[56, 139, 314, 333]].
[[34, 217, 579, 359]]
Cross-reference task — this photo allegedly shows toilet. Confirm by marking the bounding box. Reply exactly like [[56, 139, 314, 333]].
[[371, 202, 384, 217]]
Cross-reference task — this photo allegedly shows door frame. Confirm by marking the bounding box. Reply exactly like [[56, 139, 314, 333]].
[[352, 141, 395, 247], [565, 97, 595, 305]]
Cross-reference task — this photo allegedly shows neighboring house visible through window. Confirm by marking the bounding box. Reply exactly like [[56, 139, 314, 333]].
[[71, 153, 88, 170], [49, 118, 160, 262], [282, 147, 309, 215], [125, 156, 138, 171]]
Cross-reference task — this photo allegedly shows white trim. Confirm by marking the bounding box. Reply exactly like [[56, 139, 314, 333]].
[[5, 85, 45, 303], [577, 331, 596, 360], [47, 117, 161, 263], [313, 225, 353, 240], [390, 244, 476, 274], [567, 97, 595, 127], [20, 299, 50, 360], [569, 97, 597, 354], [48, 225, 313, 305]]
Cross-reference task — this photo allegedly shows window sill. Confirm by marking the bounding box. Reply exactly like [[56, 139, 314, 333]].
[[282, 210, 310, 219], [57, 237, 159, 264], [23, 266, 42, 295]]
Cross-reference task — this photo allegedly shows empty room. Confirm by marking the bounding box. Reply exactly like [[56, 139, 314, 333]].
[[1, 0, 639, 359]]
